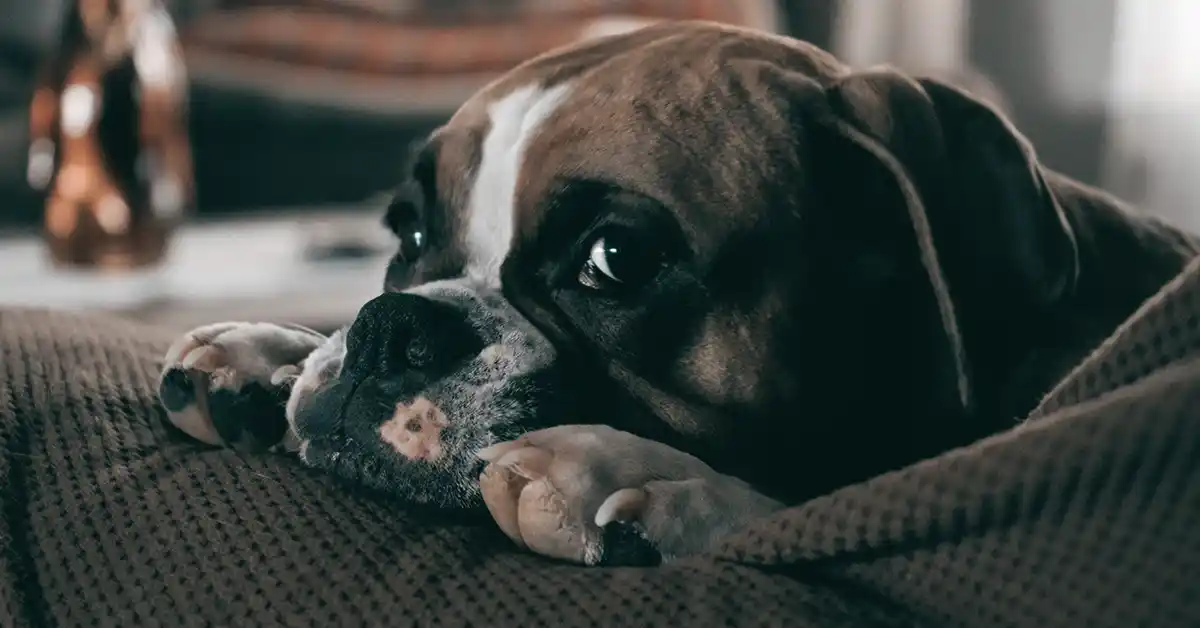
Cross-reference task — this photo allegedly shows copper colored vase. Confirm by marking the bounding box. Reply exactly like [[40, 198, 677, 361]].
[[28, 0, 194, 271]]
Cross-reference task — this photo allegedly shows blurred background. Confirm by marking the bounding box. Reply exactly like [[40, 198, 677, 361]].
[[0, 0, 1197, 334]]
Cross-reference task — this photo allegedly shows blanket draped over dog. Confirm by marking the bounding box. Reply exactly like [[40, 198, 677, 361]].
[[1, 261, 1198, 626]]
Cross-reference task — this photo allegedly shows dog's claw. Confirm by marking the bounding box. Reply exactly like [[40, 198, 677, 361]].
[[594, 487, 648, 527]]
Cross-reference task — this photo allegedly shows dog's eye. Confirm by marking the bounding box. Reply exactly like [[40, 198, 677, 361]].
[[578, 226, 666, 291], [383, 194, 427, 264], [397, 225, 426, 262]]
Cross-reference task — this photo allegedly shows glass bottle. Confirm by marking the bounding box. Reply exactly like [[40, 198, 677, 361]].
[[27, 0, 193, 270]]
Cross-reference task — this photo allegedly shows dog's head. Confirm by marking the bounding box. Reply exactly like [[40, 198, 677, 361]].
[[289, 21, 1079, 506]]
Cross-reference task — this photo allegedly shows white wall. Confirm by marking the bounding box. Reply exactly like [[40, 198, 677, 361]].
[[1103, 0, 1200, 231], [832, 0, 1200, 233]]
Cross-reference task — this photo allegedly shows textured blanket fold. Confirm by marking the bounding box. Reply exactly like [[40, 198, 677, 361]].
[[1, 260, 1198, 626]]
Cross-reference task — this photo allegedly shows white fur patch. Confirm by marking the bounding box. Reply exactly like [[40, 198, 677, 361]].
[[285, 329, 347, 426], [463, 82, 572, 288]]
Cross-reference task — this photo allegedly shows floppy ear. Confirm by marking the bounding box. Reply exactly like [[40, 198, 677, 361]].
[[811, 68, 1083, 410], [823, 69, 1080, 311]]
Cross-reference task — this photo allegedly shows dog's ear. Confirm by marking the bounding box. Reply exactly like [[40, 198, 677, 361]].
[[822, 69, 1080, 311], [802, 68, 1079, 413]]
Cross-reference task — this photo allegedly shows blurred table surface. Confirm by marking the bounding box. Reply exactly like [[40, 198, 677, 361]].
[[0, 205, 393, 333]]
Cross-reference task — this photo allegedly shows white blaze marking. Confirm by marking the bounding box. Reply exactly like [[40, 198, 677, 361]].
[[463, 82, 572, 288]]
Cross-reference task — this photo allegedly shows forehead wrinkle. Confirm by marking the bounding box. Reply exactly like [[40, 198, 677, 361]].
[[460, 22, 837, 273], [532, 85, 757, 261]]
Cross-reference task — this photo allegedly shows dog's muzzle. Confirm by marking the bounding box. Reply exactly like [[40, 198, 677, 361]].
[[288, 280, 565, 508]]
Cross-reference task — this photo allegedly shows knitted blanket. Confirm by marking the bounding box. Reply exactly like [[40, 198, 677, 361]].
[[1, 258, 1197, 627]]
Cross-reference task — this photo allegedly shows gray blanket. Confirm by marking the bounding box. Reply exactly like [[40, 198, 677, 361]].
[[0, 256, 1197, 626]]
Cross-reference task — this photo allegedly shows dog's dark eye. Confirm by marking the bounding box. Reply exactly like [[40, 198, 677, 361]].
[[578, 226, 667, 291], [383, 195, 427, 264], [381, 191, 429, 292], [397, 224, 426, 263]]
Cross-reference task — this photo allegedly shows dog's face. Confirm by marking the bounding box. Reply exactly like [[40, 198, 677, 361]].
[[288, 22, 1079, 506]]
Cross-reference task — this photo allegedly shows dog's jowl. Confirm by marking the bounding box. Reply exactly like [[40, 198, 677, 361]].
[[158, 21, 1199, 565]]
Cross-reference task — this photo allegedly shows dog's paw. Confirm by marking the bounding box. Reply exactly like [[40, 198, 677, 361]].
[[158, 322, 326, 452], [477, 425, 782, 566]]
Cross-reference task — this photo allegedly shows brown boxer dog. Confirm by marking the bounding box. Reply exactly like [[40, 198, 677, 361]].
[[157, 21, 1198, 566]]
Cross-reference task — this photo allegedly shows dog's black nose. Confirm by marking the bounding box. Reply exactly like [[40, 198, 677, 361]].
[[343, 292, 485, 380]]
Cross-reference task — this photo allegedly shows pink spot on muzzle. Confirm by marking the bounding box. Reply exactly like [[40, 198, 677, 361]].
[[379, 396, 449, 461]]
